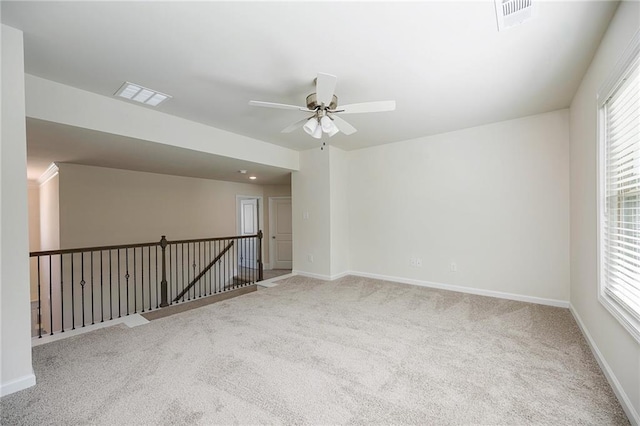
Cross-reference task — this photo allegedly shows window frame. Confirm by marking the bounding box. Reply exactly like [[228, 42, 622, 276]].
[[597, 30, 640, 344]]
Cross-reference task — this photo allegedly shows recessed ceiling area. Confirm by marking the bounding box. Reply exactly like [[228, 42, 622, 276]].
[[1, 1, 619, 180], [26, 118, 291, 185]]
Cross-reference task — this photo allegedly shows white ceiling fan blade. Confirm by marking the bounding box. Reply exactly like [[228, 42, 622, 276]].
[[281, 117, 312, 133], [249, 100, 310, 112], [316, 72, 338, 106], [330, 115, 357, 135], [336, 100, 396, 114]]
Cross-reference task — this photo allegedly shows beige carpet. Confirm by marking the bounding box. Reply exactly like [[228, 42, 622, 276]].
[[0, 275, 629, 425]]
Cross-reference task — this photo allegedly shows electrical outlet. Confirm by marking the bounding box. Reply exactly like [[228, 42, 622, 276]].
[[416, 258, 423, 267], [303, 211, 310, 220], [307, 254, 314, 263], [450, 262, 457, 272], [410, 258, 417, 267]]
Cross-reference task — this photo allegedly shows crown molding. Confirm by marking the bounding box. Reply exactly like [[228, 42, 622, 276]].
[[37, 163, 59, 186]]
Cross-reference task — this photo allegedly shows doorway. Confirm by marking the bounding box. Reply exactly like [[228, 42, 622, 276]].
[[236, 196, 262, 269], [269, 197, 292, 270]]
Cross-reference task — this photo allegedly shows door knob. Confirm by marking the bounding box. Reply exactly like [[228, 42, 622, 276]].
[[272, 236, 276, 239]]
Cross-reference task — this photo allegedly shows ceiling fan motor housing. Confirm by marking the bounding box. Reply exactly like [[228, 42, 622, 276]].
[[306, 93, 338, 110]]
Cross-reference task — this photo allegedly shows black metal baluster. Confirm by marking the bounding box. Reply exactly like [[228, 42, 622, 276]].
[[91, 251, 95, 325], [80, 252, 86, 327], [71, 253, 76, 330], [188, 243, 192, 300], [215, 241, 218, 291], [60, 255, 64, 332], [226, 239, 230, 291], [100, 251, 104, 322], [206, 242, 209, 294], [125, 248, 130, 315], [110, 250, 114, 320], [166, 246, 171, 305], [183, 244, 186, 302], [225, 240, 228, 290], [140, 247, 144, 312], [254, 236, 258, 283], [156, 246, 159, 309], [118, 250, 121, 318], [133, 248, 137, 314], [202, 242, 205, 296], [198, 242, 202, 298], [252, 236, 255, 284], [215, 240, 219, 294], [192, 242, 195, 299], [220, 240, 224, 293], [49, 255, 53, 335], [239, 238, 243, 288], [37, 257, 42, 338], [208, 241, 212, 295], [222, 240, 225, 293], [148, 246, 151, 311]]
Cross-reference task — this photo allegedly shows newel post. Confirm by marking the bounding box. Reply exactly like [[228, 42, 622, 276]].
[[160, 235, 169, 307], [257, 230, 264, 282]]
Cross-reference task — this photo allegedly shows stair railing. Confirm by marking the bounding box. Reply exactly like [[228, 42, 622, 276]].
[[28, 231, 263, 338], [172, 240, 234, 303]]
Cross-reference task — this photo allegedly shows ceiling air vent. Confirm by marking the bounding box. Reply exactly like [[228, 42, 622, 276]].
[[114, 82, 171, 107], [495, 0, 536, 32]]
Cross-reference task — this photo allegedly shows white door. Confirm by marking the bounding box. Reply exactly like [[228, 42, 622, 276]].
[[270, 197, 292, 269], [239, 198, 258, 268]]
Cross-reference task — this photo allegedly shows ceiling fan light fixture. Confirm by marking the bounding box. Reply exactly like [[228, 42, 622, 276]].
[[320, 115, 335, 133], [312, 123, 323, 139], [249, 72, 395, 141], [303, 117, 318, 135]]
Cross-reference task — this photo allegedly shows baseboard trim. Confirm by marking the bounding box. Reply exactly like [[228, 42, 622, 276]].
[[292, 270, 350, 281], [570, 305, 639, 426], [292, 270, 331, 280], [1, 372, 36, 397], [347, 271, 570, 308]]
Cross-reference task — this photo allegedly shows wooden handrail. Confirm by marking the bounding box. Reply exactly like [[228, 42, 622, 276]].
[[29, 234, 260, 257], [29, 241, 159, 257]]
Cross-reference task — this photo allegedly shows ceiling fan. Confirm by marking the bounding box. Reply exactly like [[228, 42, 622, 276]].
[[249, 73, 396, 141]]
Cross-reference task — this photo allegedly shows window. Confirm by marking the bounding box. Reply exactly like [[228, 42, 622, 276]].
[[598, 31, 640, 343]]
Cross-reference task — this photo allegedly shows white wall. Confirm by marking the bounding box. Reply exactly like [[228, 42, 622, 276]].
[[292, 146, 351, 279], [348, 109, 570, 305], [0, 24, 36, 396], [329, 147, 349, 277], [569, 1, 640, 422], [292, 148, 331, 277], [28, 182, 40, 300], [56, 163, 265, 248], [28, 183, 41, 251], [39, 172, 60, 251]]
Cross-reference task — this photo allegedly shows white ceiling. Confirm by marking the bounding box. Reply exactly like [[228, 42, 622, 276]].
[[1, 1, 618, 180]]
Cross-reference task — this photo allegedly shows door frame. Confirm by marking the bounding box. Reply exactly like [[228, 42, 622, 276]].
[[236, 195, 263, 268], [268, 196, 292, 270]]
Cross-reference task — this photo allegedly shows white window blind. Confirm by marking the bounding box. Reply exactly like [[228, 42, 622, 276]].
[[601, 48, 640, 340]]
